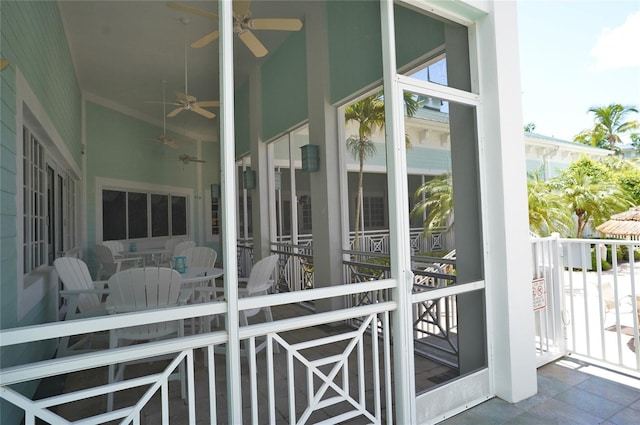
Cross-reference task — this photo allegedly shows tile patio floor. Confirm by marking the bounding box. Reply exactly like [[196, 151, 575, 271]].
[[441, 356, 640, 425]]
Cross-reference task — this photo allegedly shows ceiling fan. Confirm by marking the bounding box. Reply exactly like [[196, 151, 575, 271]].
[[167, 1, 303, 58], [178, 154, 206, 165], [166, 17, 220, 119], [148, 81, 192, 149]]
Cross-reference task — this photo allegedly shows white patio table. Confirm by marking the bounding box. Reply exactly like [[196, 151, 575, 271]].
[[179, 266, 224, 334], [120, 247, 171, 266]]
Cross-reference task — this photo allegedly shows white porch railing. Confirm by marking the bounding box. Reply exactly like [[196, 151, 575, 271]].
[[0, 281, 396, 424], [530, 234, 640, 375]]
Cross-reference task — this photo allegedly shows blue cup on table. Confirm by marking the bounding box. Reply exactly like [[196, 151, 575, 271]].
[[173, 256, 187, 273]]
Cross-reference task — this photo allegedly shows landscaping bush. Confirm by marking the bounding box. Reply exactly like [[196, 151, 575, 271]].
[[591, 249, 612, 271], [618, 245, 640, 262]]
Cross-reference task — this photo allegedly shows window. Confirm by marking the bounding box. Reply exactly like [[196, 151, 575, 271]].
[[102, 189, 189, 241], [300, 196, 312, 233], [22, 126, 46, 273], [363, 196, 385, 228], [128, 192, 148, 238], [171, 196, 187, 236], [151, 194, 168, 237]]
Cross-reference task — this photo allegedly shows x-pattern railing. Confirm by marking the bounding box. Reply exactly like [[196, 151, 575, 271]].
[[273, 311, 390, 424]]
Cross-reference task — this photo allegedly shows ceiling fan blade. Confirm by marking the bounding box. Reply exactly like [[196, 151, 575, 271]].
[[179, 154, 206, 164], [233, 0, 251, 17], [250, 18, 303, 31], [166, 2, 217, 20], [238, 30, 268, 58], [167, 107, 183, 118], [193, 107, 216, 119], [191, 30, 219, 48], [195, 100, 220, 108]]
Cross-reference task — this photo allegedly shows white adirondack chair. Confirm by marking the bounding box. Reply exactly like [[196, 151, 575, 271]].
[[106, 267, 189, 410], [95, 244, 142, 280], [158, 237, 187, 266], [197, 254, 278, 353], [53, 257, 110, 356], [184, 246, 217, 268], [173, 240, 196, 258], [239, 254, 279, 325], [101, 240, 125, 259]]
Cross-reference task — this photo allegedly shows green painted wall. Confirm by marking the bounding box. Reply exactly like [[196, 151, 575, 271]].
[[261, 29, 308, 141], [234, 81, 250, 156], [1, 2, 81, 422], [84, 101, 201, 272], [327, 1, 444, 104]]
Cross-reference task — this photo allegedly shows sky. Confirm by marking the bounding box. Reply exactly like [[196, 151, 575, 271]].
[[516, 0, 640, 143]]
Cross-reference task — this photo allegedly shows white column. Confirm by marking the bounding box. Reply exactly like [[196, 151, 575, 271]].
[[249, 69, 271, 260], [305, 0, 344, 312], [477, 0, 537, 402]]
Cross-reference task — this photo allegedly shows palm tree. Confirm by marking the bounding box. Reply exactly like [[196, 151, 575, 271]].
[[410, 173, 453, 235], [345, 91, 419, 249], [524, 122, 536, 133], [526, 170, 573, 236], [574, 104, 639, 152], [550, 158, 633, 237]]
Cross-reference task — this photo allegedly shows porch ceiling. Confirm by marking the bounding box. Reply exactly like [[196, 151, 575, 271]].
[[57, 0, 308, 142]]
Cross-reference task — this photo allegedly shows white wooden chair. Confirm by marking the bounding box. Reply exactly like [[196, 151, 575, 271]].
[[197, 254, 279, 353], [106, 267, 189, 410], [101, 240, 126, 259], [95, 244, 142, 280], [239, 254, 279, 325], [184, 246, 217, 268], [158, 237, 187, 266], [53, 257, 110, 357], [173, 240, 196, 258], [600, 281, 631, 314]]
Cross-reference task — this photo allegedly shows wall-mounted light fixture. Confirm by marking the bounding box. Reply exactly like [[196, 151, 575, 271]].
[[210, 183, 220, 198], [301, 144, 320, 172], [243, 169, 256, 189]]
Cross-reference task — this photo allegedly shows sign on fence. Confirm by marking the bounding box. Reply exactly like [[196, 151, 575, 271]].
[[532, 277, 546, 311]]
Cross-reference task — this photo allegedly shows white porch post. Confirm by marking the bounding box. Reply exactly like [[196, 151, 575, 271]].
[[219, 0, 242, 421], [380, 1, 417, 423], [305, 0, 344, 312], [249, 68, 270, 260], [477, 1, 537, 402]]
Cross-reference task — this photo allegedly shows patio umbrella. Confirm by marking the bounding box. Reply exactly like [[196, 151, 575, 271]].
[[596, 206, 640, 236]]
